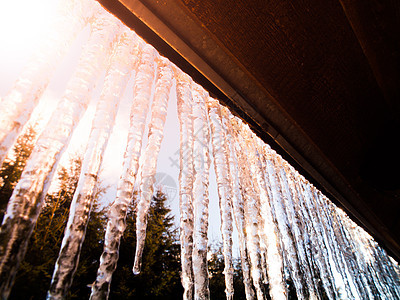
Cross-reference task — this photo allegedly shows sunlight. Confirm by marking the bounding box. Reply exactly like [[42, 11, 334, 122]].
[[0, 0, 60, 58]]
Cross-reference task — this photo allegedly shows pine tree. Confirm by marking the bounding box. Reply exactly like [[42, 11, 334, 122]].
[[208, 243, 247, 300], [0, 124, 37, 221], [8, 155, 108, 300], [109, 190, 183, 299]]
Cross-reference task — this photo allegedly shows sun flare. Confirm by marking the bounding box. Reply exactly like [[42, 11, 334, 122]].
[[0, 0, 60, 57]]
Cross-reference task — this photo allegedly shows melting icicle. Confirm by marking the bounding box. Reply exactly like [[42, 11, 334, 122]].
[[133, 57, 173, 274], [83, 29, 140, 300], [175, 70, 195, 300], [314, 192, 360, 299], [300, 180, 337, 299], [1, 0, 400, 297], [0, 11, 120, 299], [46, 27, 138, 300], [191, 81, 211, 300], [90, 42, 156, 298], [0, 0, 99, 165], [327, 206, 370, 298], [308, 189, 350, 299], [282, 164, 321, 299], [207, 98, 234, 300], [265, 153, 307, 300], [247, 139, 287, 300], [230, 119, 265, 300], [221, 107, 255, 300]]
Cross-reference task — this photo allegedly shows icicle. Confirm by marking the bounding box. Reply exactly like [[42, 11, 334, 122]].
[[0, 11, 120, 299], [221, 107, 255, 300], [307, 189, 351, 299], [242, 129, 286, 300], [89, 42, 156, 299], [207, 98, 234, 300], [374, 247, 400, 297], [0, 0, 99, 165], [329, 204, 375, 299], [299, 180, 337, 299], [191, 81, 211, 300], [357, 227, 400, 298], [175, 70, 195, 300], [314, 192, 361, 299], [247, 142, 287, 300], [133, 57, 173, 274], [229, 119, 265, 300], [282, 164, 322, 299], [266, 153, 308, 300], [45, 27, 138, 300]]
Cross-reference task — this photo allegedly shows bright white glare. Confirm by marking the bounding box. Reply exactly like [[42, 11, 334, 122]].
[[0, 0, 60, 59]]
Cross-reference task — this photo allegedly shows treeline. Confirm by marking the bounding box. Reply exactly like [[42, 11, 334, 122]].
[[0, 125, 247, 299]]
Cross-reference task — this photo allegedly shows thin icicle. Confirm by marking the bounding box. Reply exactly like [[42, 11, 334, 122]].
[[374, 246, 400, 297], [267, 154, 308, 300], [89, 42, 156, 299], [300, 180, 337, 299], [45, 27, 138, 300], [0, 0, 99, 165], [44, 16, 123, 300], [314, 193, 361, 299], [175, 70, 195, 300], [248, 141, 287, 300], [229, 119, 265, 300], [308, 189, 349, 299], [191, 81, 211, 300], [133, 57, 173, 274], [221, 107, 255, 300], [357, 227, 400, 298], [0, 12, 120, 299], [207, 98, 234, 300], [282, 164, 321, 299], [329, 203, 375, 299]]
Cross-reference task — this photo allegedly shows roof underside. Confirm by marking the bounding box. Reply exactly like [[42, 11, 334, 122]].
[[98, 0, 400, 260]]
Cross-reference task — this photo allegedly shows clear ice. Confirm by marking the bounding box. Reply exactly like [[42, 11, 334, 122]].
[[176, 70, 195, 300], [221, 107, 255, 300], [207, 98, 234, 300], [1, 0, 400, 299], [90, 42, 156, 298], [191, 82, 211, 300], [0, 0, 99, 166], [133, 57, 173, 274], [1, 9, 120, 299]]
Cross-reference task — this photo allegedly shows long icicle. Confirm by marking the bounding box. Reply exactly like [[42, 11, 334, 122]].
[[133, 57, 174, 274], [230, 119, 265, 300], [46, 27, 138, 300], [0, 0, 98, 165], [221, 107, 255, 300], [89, 42, 156, 299], [300, 180, 337, 299], [191, 81, 211, 300], [268, 154, 308, 300], [251, 140, 287, 300], [314, 192, 360, 299], [328, 204, 373, 299], [309, 188, 349, 299], [175, 70, 195, 300], [207, 98, 234, 300], [282, 164, 321, 299], [0, 11, 120, 299]]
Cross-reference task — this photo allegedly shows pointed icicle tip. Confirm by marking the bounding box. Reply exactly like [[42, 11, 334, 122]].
[[132, 262, 141, 275]]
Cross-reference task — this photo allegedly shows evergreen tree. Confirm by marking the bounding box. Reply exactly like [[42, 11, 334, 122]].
[[0, 124, 37, 221], [109, 190, 183, 299], [8, 155, 108, 300], [208, 243, 247, 300]]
